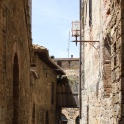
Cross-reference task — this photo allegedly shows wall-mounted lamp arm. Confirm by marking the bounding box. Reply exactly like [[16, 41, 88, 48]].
[[72, 40, 100, 42], [71, 40, 100, 46]]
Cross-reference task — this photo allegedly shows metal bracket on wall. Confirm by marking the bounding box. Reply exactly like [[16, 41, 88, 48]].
[[71, 40, 100, 46], [72, 40, 100, 43]]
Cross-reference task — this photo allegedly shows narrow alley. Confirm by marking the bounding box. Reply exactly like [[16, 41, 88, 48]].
[[0, 0, 124, 124]]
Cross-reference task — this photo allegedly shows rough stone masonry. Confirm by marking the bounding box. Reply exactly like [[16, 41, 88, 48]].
[[80, 0, 124, 124]]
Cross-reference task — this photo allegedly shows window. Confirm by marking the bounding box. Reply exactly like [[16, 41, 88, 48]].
[[46, 73, 47, 78], [89, 0, 92, 27], [32, 104, 35, 124], [113, 42, 117, 66], [84, 1, 87, 25], [103, 37, 112, 97], [51, 82, 54, 104], [57, 61, 62, 67], [13, 53, 19, 124], [45, 111, 49, 124]]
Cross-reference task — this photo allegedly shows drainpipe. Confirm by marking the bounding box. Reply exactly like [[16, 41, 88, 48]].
[[79, 0, 82, 119], [79, 0, 85, 120]]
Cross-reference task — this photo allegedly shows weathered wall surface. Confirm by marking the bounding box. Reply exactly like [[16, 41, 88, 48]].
[[54, 58, 79, 70], [55, 58, 79, 124], [63, 69, 79, 124], [81, 0, 123, 124], [31, 54, 58, 124], [0, 0, 32, 123]]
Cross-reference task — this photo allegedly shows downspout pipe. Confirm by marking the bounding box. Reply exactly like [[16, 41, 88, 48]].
[[79, 0, 82, 119], [79, 0, 85, 120]]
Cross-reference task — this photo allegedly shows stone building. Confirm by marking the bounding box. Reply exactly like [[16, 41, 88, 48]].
[[80, 0, 124, 124], [31, 45, 65, 124], [0, 0, 66, 124], [54, 58, 80, 124], [0, 0, 32, 123]]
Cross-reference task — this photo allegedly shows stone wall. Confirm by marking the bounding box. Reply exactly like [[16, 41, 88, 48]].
[[81, 0, 123, 124], [0, 0, 32, 123], [31, 54, 58, 124], [54, 58, 79, 70]]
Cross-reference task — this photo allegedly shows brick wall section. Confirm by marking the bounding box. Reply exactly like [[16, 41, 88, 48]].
[[110, 1, 121, 123], [0, 0, 32, 123], [81, 0, 123, 124]]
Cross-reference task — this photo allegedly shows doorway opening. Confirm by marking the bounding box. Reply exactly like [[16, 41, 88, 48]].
[[45, 111, 49, 124], [13, 53, 19, 124]]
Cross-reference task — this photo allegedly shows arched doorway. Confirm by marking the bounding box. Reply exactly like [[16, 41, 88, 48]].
[[13, 53, 19, 124], [32, 103, 35, 124], [45, 111, 49, 124], [75, 116, 80, 124]]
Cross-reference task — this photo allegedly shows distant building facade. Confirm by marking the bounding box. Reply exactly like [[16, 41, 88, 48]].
[[54, 58, 79, 70], [55, 58, 80, 124]]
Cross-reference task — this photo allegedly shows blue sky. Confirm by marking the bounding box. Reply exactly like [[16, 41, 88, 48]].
[[32, 0, 79, 58]]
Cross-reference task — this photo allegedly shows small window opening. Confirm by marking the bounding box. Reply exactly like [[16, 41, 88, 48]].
[[103, 38, 112, 97], [32, 104, 35, 124], [51, 82, 54, 104], [46, 73, 47, 78], [57, 61, 62, 67], [114, 42, 117, 66], [114, 56, 117, 66], [114, 42, 116, 53], [89, 0, 92, 27]]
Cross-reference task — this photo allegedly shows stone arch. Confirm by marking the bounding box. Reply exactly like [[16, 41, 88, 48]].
[[73, 110, 79, 120], [13, 52, 19, 124], [12, 41, 20, 124], [12, 41, 20, 65], [103, 35, 112, 97], [61, 109, 69, 120], [45, 110, 49, 124]]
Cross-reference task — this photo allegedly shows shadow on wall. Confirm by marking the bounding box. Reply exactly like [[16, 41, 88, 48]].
[[60, 114, 68, 124], [57, 75, 79, 108]]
